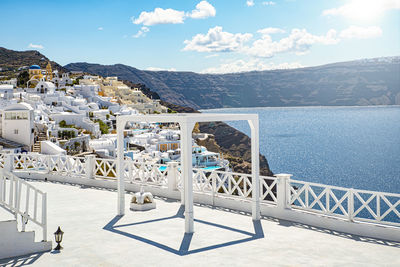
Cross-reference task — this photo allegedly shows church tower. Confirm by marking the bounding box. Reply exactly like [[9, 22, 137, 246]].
[[46, 61, 53, 81]]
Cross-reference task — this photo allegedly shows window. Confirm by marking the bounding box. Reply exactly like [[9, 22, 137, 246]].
[[5, 112, 28, 120], [14, 129, 18, 134]]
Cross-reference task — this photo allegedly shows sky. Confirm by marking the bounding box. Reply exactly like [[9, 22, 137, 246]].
[[0, 0, 399, 73]]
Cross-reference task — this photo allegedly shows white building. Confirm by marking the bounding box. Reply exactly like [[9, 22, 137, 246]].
[[89, 138, 116, 157], [50, 112, 101, 137], [0, 84, 14, 100], [74, 84, 100, 99], [0, 78, 17, 87], [34, 81, 56, 94], [1, 103, 34, 148], [52, 71, 72, 88]]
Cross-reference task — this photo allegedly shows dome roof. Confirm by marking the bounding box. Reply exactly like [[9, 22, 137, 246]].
[[29, 65, 41, 69]]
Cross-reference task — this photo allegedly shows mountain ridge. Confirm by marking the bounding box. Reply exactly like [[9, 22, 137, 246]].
[[65, 56, 400, 109], [0, 47, 65, 73]]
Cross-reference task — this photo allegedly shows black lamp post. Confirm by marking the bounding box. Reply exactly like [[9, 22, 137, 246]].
[[54, 226, 64, 250]]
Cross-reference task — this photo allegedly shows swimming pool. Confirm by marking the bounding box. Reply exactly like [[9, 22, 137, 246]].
[[158, 165, 222, 171]]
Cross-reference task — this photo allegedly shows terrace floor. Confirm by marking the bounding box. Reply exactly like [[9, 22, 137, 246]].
[[1, 180, 399, 267]]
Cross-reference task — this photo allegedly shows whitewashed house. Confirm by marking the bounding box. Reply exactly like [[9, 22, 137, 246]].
[[0, 84, 14, 100], [0, 78, 17, 87], [1, 103, 34, 149], [89, 137, 116, 157], [52, 71, 72, 88], [34, 81, 56, 94], [74, 84, 100, 99]]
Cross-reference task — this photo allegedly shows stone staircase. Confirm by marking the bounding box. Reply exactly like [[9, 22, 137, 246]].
[[32, 142, 41, 153], [32, 132, 47, 153], [0, 220, 52, 259]]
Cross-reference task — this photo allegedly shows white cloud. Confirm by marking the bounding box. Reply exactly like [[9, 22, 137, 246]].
[[262, 1, 276, 5], [187, 1, 216, 19], [132, 1, 215, 26], [246, 28, 339, 57], [257, 27, 285, 35], [183, 26, 253, 52], [132, 8, 185, 26], [132, 26, 150, 38], [201, 59, 303, 74], [185, 25, 382, 59], [146, 67, 177, 71], [322, 0, 400, 20], [246, 0, 255, 7], [28, 43, 44, 49], [98, 27, 103, 31], [205, 54, 219, 58], [339, 25, 382, 39]]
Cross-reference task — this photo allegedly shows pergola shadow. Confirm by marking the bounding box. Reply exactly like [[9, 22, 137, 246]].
[[0, 252, 44, 266], [103, 206, 264, 256]]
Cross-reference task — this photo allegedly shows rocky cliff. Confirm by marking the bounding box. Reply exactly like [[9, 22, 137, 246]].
[[160, 101, 272, 176]]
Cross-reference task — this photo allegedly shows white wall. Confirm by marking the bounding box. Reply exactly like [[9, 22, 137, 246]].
[[2, 110, 34, 147], [50, 113, 100, 137], [41, 140, 66, 155]]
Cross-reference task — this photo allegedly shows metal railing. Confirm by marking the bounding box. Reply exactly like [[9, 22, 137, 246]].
[[0, 170, 47, 241]]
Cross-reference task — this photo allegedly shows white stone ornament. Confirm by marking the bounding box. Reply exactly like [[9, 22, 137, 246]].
[[130, 186, 156, 211]]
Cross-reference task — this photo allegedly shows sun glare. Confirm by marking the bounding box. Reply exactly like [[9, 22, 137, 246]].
[[323, 0, 399, 21], [345, 0, 385, 20]]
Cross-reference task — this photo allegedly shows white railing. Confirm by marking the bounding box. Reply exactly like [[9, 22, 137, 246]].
[[94, 158, 117, 179], [93, 158, 169, 186], [191, 168, 278, 205], [289, 179, 400, 227], [48, 155, 86, 177], [13, 153, 86, 177], [125, 162, 168, 186], [3, 152, 399, 229], [0, 170, 47, 241]]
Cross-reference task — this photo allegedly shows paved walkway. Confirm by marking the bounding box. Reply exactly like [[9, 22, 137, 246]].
[[0, 181, 399, 266]]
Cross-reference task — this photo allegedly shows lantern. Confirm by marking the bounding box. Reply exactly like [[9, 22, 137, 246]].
[[54, 226, 64, 250]]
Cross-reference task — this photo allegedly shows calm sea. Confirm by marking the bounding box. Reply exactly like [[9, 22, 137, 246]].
[[201, 106, 400, 194]]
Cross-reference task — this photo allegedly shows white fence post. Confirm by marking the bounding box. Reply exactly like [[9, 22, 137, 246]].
[[85, 155, 95, 179], [212, 173, 216, 206], [128, 159, 133, 182], [42, 193, 47, 241], [167, 162, 178, 192], [275, 173, 292, 211], [4, 154, 13, 172], [46, 155, 51, 173], [348, 188, 354, 222]]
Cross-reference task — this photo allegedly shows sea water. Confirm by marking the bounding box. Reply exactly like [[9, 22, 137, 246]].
[[201, 106, 400, 194]]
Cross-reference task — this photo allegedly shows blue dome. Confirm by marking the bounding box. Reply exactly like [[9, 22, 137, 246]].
[[29, 65, 41, 69]]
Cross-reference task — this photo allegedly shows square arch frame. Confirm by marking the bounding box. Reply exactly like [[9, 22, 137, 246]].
[[116, 113, 260, 233]]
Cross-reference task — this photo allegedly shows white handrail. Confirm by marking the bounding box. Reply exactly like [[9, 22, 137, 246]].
[[0, 170, 48, 241], [3, 152, 399, 229], [289, 179, 400, 227]]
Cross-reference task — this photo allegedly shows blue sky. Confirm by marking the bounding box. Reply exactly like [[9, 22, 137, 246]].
[[0, 0, 399, 73]]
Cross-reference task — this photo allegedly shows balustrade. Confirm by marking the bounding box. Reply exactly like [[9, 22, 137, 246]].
[[2, 152, 399, 228]]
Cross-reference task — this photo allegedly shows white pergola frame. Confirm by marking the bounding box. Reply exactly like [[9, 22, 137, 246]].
[[116, 113, 260, 233]]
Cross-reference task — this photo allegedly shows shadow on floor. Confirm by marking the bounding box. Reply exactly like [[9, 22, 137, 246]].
[[0, 252, 44, 267], [271, 217, 400, 248], [103, 205, 264, 256]]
